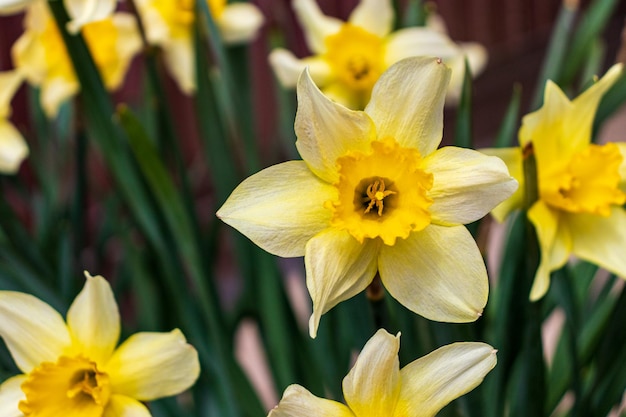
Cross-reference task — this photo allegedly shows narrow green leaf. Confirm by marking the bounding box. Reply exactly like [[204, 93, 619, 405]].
[[453, 58, 473, 149], [493, 84, 522, 148]]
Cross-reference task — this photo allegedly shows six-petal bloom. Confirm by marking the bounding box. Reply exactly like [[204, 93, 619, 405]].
[[269, 329, 497, 417], [268, 0, 487, 109], [10, 1, 141, 118], [0, 272, 200, 417], [134, 0, 264, 94], [482, 63, 626, 300], [217, 57, 518, 337]]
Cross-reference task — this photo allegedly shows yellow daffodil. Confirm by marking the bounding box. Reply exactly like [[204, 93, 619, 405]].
[[269, 329, 497, 417], [0, 0, 117, 33], [11, 1, 141, 117], [134, 0, 264, 94], [268, 0, 487, 109], [0, 272, 200, 417], [483, 64, 626, 300], [0, 70, 29, 174], [217, 57, 517, 337]]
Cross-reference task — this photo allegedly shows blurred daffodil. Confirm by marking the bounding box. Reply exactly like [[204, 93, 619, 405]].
[[134, 0, 264, 94], [0, 0, 117, 33], [269, 329, 497, 417], [0, 272, 200, 417], [483, 64, 626, 300], [11, 1, 141, 117], [0, 70, 29, 173], [268, 0, 487, 109], [218, 57, 517, 337]]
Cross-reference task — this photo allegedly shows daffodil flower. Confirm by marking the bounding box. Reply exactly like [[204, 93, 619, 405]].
[[483, 64, 626, 300], [0, 0, 117, 33], [10, 1, 141, 118], [268, 0, 487, 109], [0, 70, 29, 173], [269, 329, 497, 417], [217, 57, 517, 337], [134, 0, 264, 94], [0, 272, 200, 417]]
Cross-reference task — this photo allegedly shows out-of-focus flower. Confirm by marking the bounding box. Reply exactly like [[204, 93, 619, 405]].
[[0, 272, 200, 417], [0, 70, 29, 174], [0, 0, 117, 33], [134, 0, 264, 94], [268, 0, 487, 109], [11, 1, 141, 117], [483, 64, 626, 300], [269, 329, 497, 417], [218, 57, 517, 337]]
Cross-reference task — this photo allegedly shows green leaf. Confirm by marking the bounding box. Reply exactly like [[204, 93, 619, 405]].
[[493, 84, 522, 148]]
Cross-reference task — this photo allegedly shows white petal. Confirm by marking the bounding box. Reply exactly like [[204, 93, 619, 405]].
[[480, 147, 524, 222], [295, 69, 376, 183], [292, 0, 342, 54], [103, 394, 152, 417], [0, 120, 29, 174], [106, 329, 200, 401], [444, 42, 488, 105], [343, 329, 400, 417], [425, 146, 518, 225], [568, 206, 626, 281], [348, 0, 393, 37], [365, 56, 449, 157], [269, 385, 353, 417], [40, 76, 79, 119], [269, 49, 332, 89], [305, 229, 380, 338], [0, 70, 24, 118], [161, 36, 196, 94], [0, 292, 71, 373], [396, 342, 497, 417], [218, 3, 264, 44], [527, 201, 571, 300], [217, 161, 335, 258], [0, 0, 30, 14], [384, 27, 460, 67], [379, 224, 487, 322], [64, 0, 117, 33], [67, 272, 120, 365], [0, 374, 26, 417]]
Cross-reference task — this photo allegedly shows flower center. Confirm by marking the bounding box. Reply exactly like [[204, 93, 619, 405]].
[[327, 138, 433, 245], [540, 142, 625, 216], [19, 356, 111, 417], [324, 24, 385, 94]]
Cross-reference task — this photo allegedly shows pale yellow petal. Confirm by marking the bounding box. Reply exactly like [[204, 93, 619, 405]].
[[295, 69, 376, 183], [0, 374, 26, 417], [218, 2, 264, 44], [292, 0, 342, 54], [343, 329, 400, 417], [379, 224, 487, 322], [567, 206, 626, 281], [64, 0, 117, 33], [67, 272, 120, 364], [0, 0, 30, 14], [269, 385, 354, 417], [103, 394, 152, 417], [480, 147, 524, 222], [305, 229, 379, 338], [444, 42, 488, 105], [348, 0, 393, 37], [0, 70, 24, 118], [425, 146, 518, 225], [106, 329, 200, 401], [0, 120, 29, 174], [11, 26, 47, 86], [384, 28, 460, 68], [0, 292, 71, 373], [161, 36, 196, 94], [134, 0, 170, 45], [268, 49, 331, 88], [101, 13, 142, 90], [527, 201, 570, 300], [217, 161, 334, 258], [564, 64, 622, 152], [364, 57, 450, 157], [395, 342, 497, 417], [40, 76, 79, 119]]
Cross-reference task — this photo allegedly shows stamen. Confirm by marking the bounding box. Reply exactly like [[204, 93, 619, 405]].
[[364, 179, 396, 216]]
